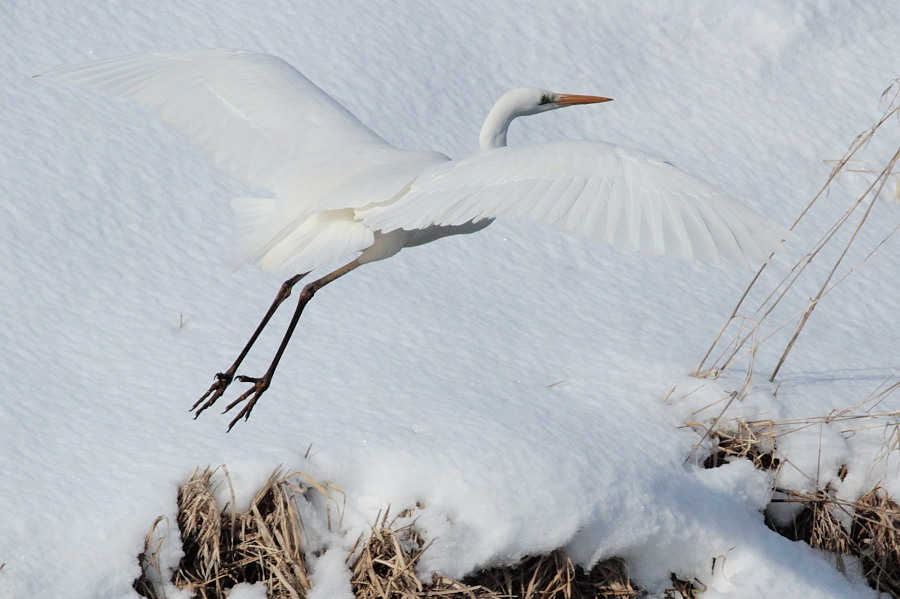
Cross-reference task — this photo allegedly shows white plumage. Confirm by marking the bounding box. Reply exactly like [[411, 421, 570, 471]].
[[361, 141, 788, 268], [40, 49, 794, 427], [42, 49, 791, 275]]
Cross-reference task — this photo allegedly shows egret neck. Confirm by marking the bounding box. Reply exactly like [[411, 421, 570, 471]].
[[478, 87, 613, 150]]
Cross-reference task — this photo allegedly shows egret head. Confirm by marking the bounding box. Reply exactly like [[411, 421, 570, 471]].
[[479, 87, 612, 150], [509, 87, 614, 116]]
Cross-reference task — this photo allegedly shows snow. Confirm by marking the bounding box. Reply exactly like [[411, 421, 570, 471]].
[[2, 1, 898, 598], [225, 583, 268, 599]]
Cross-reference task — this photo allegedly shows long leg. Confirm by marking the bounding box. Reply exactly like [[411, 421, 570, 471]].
[[191, 272, 308, 416], [193, 259, 362, 430]]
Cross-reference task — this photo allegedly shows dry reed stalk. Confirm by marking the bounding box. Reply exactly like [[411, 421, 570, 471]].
[[770, 484, 900, 597], [466, 552, 640, 599], [348, 509, 434, 599], [137, 467, 314, 599], [346, 509, 644, 598], [851, 488, 900, 596], [694, 80, 900, 380], [664, 574, 705, 599], [698, 418, 900, 598], [137, 470, 699, 598], [771, 487, 854, 556], [347, 510, 548, 599], [174, 468, 227, 597], [695, 420, 779, 470], [133, 516, 169, 599]]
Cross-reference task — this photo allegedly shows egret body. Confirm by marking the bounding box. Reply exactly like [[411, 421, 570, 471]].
[[41, 50, 792, 429]]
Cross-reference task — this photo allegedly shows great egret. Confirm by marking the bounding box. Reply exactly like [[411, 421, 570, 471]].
[[41, 49, 792, 429]]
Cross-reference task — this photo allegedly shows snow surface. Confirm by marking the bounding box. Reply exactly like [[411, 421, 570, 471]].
[[3, 1, 899, 598]]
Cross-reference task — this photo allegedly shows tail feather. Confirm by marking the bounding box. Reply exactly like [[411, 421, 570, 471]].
[[232, 198, 373, 275]]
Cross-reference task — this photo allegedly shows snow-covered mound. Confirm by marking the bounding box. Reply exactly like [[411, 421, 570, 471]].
[[2, 2, 897, 597]]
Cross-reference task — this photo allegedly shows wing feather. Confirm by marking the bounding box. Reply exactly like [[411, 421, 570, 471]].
[[361, 141, 794, 267], [562, 178, 600, 236], [41, 49, 448, 272], [537, 178, 586, 225], [43, 51, 793, 271], [658, 192, 693, 261], [39, 49, 446, 201]]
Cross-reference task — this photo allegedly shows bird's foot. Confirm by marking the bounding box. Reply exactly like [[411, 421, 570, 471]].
[[191, 370, 236, 416], [221, 373, 273, 431]]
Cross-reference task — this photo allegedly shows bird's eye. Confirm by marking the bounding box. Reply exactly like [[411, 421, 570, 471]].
[[539, 94, 551, 105]]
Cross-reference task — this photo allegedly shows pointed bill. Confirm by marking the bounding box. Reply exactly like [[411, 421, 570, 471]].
[[555, 93, 613, 106]]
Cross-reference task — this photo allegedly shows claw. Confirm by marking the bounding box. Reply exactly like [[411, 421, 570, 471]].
[[222, 374, 272, 431], [191, 369, 273, 430], [190, 260, 362, 431], [191, 370, 236, 416]]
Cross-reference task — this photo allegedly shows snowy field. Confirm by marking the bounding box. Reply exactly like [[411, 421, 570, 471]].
[[3, 1, 899, 597]]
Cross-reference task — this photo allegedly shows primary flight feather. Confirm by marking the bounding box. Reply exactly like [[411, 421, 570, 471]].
[[40, 49, 793, 429]]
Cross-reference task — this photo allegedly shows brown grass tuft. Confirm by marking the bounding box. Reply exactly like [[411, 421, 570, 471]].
[[467, 551, 639, 599], [698, 420, 779, 471], [852, 488, 900, 596], [700, 423, 900, 598], [347, 509, 441, 598], [133, 516, 169, 598], [134, 467, 313, 598], [136, 469, 652, 598], [347, 511, 643, 599], [771, 487, 854, 556], [179, 467, 312, 598]]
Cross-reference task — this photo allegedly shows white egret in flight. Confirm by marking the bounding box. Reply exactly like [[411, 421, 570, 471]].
[[41, 49, 792, 429]]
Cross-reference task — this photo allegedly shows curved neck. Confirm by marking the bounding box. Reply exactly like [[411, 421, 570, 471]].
[[478, 105, 515, 150], [478, 88, 549, 150], [481, 89, 545, 150]]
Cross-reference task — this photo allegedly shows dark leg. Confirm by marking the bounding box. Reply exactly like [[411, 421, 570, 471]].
[[191, 272, 308, 416], [192, 259, 361, 430]]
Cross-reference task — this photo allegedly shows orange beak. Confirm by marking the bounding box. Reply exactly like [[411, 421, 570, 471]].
[[555, 94, 614, 106]]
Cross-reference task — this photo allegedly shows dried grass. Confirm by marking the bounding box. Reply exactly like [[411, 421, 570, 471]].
[[770, 485, 900, 595], [688, 82, 900, 593], [695, 79, 900, 381], [136, 470, 651, 598], [697, 420, 779, 471], [853, 488, 900, 595], [138, 448, 900, 599], [346, 508, 646, 598], [133, 516, 169, 598], [134, 467, 313, 599], [700, 420, 900, 598], [467, 552, 642, 599], [347, 509, 437, 598]]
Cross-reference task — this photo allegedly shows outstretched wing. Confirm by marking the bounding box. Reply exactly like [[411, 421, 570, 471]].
[[39, 49, 444, 196], [40, 49, 448, 274], [362, 141, 795, 269]]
